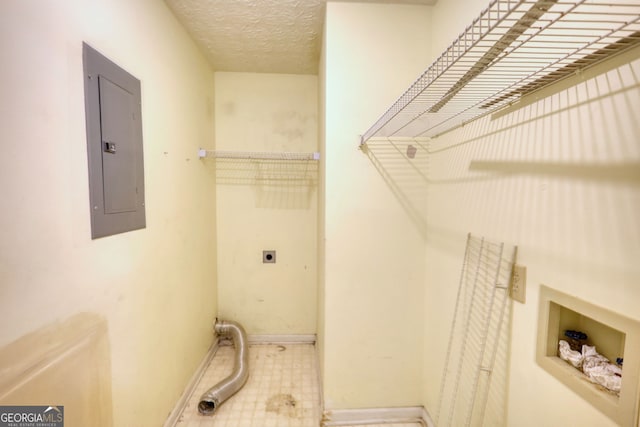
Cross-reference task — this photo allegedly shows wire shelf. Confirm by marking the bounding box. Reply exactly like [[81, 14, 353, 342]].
[[361, 0, 640, 143], [436, 234, 517, 427], [198, 149, 319, 186], [198, 149, 320, 161]]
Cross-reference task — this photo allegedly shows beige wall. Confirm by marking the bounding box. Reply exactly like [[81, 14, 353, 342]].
[[0, 1, 217, 426], [430, 0, 488, 56], [421, 45, 640, 427], [424, 1, 640, 425], [317, 10, 328, 392], [321, 1, 432, 409], [214, 72, 318, 335], [322, 0, 640, 425], [4, 1, 638, 425]]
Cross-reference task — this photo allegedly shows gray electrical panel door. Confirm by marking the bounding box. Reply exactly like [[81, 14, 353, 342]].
[[83, 43, 145, 239]]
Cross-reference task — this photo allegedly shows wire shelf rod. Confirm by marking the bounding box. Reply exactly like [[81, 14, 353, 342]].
[[198, 149, 320, 161]]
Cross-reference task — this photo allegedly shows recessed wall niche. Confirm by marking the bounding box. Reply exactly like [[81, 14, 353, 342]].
[[537, 285, 640, 426]]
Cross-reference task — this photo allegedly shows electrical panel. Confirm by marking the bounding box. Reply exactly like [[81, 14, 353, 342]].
[[83, 43, 145, 239]]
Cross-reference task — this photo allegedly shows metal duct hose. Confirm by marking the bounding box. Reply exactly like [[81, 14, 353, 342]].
[[198, 319, 249, 415]]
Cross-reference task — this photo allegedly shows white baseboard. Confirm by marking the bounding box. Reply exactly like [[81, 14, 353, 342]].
[[247, 334, 316, 344], [163, 340, 219, 427], [421, 406, 436, 427], [322, 406, 432, 426], [164, 334, 435, 427]]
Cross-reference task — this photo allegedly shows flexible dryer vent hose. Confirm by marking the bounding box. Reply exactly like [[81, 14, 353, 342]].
[[198, 319, 249, 415]]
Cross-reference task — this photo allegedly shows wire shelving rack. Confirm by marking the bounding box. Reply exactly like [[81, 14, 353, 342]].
[[198, 149, 320, 161], [360, 0, 640, 144], [198, 149, 320, 186], [436, 234, 517, 427]]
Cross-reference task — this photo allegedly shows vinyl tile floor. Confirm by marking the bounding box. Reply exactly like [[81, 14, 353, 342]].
[[174, 342, 423, 427], [175, 343, 321, 427]]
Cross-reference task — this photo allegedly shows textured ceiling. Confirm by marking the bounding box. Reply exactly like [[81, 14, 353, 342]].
[[165, 0, 438, 75]]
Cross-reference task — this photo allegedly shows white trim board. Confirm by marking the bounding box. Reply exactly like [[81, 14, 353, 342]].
[[163, 340, 219, 427], [247, 334, 316, 344], [322, 406, 435, 426]]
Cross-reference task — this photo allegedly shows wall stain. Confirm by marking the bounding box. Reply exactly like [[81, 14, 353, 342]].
[[221, 101, 235, 115], [0, 313, 113, 426]]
